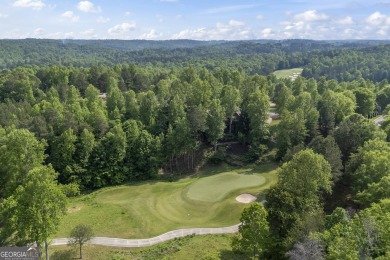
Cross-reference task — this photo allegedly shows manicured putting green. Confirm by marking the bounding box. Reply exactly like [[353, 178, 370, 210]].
[[186, 173, 265, 202]]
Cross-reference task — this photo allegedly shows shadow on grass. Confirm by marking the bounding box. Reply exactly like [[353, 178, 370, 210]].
[[219, 250, 249, 260], [51, 249, 77, 260], [236, 163, 278, 175]]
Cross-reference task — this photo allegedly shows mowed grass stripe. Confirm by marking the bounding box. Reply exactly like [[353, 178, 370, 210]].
[[55, 163, 277, 239], [185, 173, 265, 202]]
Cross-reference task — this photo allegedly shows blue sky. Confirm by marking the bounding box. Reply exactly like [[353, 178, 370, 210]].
[[1, 0, 390, 40]]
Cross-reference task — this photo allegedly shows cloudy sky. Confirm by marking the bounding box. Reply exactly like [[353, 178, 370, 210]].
[[1, 0, 390, 40]]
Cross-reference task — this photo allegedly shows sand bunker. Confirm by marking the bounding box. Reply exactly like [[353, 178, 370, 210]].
[[236, 193, 257, 203]]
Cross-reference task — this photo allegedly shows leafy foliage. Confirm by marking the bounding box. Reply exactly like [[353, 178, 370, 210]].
[[232, 202, 270, 258]]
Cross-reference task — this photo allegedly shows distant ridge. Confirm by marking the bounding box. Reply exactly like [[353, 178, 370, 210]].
[[1, 39, 390, 75]]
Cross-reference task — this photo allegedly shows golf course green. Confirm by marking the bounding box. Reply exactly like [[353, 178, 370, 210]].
[[273, 68, 303, 79], [54, 163, 277, 239], [186, 173, 265, 202]]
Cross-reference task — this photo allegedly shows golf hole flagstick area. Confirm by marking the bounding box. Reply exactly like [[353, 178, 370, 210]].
[[51, 224, 240, 247]]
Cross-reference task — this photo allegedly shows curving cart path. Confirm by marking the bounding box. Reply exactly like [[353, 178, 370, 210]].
[[51, 224, 240, 248], [51, 199, 267, 248]]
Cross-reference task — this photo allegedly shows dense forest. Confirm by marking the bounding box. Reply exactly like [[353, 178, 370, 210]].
[[1, 40, 390, 258], [3, 39, 390, 81]]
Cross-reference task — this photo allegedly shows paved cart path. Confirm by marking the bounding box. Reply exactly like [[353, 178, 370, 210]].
[[51, 224, 240, 248], [374, 115, 387, 126]]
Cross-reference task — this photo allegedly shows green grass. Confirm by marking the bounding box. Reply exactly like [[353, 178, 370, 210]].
[[186, 173, 265, 202], [50, 234, 243, 260], [273, 68, 303, 79], [269, 119, 281, 126], [54, 163, 278, 239]]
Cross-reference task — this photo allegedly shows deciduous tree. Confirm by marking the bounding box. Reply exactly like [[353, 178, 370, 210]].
[[0, 165, 66, 259], [232, 202, 270, 258], [69, 224, 94, 259]]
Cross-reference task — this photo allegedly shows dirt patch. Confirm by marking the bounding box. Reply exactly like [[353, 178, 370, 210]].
[[68, 206, 82, 213], [236, 193, 257, 204]]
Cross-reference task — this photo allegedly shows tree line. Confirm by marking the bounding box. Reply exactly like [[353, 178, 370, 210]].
[[3, 39, 390, 83]]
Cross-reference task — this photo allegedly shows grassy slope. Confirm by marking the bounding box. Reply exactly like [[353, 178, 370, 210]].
[[54, 163, 277, 239], [273, 68, 303, 79], [50, 234, 243, 260]]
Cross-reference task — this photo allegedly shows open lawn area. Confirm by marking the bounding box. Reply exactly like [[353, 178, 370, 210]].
[[273, 68, 303, 79], [54, 163, 277, 240], [50, 234, 242, 260]]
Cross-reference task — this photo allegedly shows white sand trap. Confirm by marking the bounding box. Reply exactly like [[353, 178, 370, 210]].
[[236, 193, 257, 203]]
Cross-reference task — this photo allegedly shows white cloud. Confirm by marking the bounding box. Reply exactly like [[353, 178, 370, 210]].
[[363, 13, 390, 38], [366, 12, 388, 25], [108, 22, 136, 35], [256, 15, 264, 20], [294, 10, 328, 22], [61, 11, 79, 22], [317, 25, 331, 33], [283, 31, 294, 38], [176, 14, 183, 19], [172, 20, 252, 40], [261, 28, 274, 38], [378, 27, 388, 36], [335, 16, 354, 25], [46, 31, 75, 39], [80, 29, 97, 38], [97, 16, 110, 23], [0, 13, 9, 18], [228, 20, 245, 27], [343, 28, 355, 34], [139, 29, 163, 39], [13, 0, 45, 10], [33, 28, 44, 36], [172, 28, 206, 39], [279, 9, 331, 39], [125, 11, 131, 16], [77, 1, 101, 13], [283, 21, 307, 31]]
